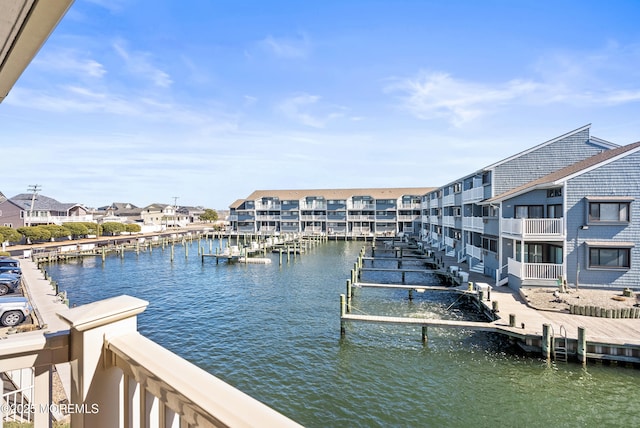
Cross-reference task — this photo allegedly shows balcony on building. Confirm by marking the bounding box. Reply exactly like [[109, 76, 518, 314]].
[[462, 216, 484, 232], [507, 257, 563, 281], [501, 218, 565, 240]]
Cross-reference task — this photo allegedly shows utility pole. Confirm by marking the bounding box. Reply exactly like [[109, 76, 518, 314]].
[[172, 196, 179, 228], [26, 184, 41, 227]]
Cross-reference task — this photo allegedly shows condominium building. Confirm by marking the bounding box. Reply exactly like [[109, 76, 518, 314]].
[[421, 124, 640, 290], [229, 188, 434, 237], [230, 125, 640, 291]]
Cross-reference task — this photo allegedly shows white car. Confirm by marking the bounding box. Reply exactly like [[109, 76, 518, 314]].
[[0, 296, 32, 327]]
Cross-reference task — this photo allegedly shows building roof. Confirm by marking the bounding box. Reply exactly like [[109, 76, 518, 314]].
[[485, 141, 640, 204], [230, 187, 436, 209], [0, 0, 74, 103], [9, 193, 82, 212], [482, 124, 619, 171]]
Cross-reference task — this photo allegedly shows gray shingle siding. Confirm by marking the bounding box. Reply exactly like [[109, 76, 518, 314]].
[[492, 129, 606, 195], [565, 151, 640, 289]]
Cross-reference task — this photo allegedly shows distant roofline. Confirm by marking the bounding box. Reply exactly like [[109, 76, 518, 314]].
[[230, 187, 436, 208]]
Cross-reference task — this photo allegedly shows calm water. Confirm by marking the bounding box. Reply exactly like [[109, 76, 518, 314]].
[[45, 240, 640, 427]]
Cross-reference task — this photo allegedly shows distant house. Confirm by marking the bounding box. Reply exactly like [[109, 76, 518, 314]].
[[141, 204, 189, 228], [0, 193, 92, 228], [95, 202, 142, 224], [177, 206, 205, 223]]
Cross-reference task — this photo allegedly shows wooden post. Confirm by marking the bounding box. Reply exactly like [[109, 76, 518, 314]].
[[185, 243, 188, 259], [542, 324, 551, 360], [578, 326, 587, 365], [215, 247, 219, 264], [346, 280, 352, 312], [340, 294, 346, 337], [408, 289, 413, 301], [171, 244, 174, 262], [279, 249, 283, 266], [422, 326, 428, 344]]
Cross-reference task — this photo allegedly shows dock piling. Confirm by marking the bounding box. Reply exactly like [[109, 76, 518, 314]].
[[578, 326, 587, 365], [340, 294, 346, 337], [542, 324, 551, 360]]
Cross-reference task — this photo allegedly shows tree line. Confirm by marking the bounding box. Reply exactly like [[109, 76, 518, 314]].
[[0, 222, 142, 244]]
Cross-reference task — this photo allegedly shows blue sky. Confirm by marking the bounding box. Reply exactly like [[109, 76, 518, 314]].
[[2, 0, 640, 209]]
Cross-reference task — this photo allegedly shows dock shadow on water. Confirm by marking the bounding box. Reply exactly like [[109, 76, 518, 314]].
[[44, 240, 640, 428]]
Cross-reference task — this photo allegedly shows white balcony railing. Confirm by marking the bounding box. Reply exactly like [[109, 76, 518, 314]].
[[442, 194, 455, 206], [300, 202, 327, 210], [507, 257, 563, 280], [255, 202, 281, 210], [398, 203, 421, 209], [462, 186, 484, 202], [300, 215, 326, 221], [462, 216, 484, 231], [442, 216, 455, 227], [346, 202, 375, 210], [397, 214, 419, 221], [256, 215, 280, 221], [501, 218, 564, 239], [348, 215, 376, 221], [466, 244, 483, 261], [0, 296, 301, 428]]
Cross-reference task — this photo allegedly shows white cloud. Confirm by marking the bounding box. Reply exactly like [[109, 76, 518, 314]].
[[34, 50, 107, 79], [386, 43, 640, 126], [113, 40, 173, 88], [277, 93, 345, 128], [259, 34, 310, 59], [386, 72, 540, 126]]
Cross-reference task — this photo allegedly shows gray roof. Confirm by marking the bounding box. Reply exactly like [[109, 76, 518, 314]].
[[230, 187, 435, 209], [485, 141, 640, 204], [10, 193, 81, 212]]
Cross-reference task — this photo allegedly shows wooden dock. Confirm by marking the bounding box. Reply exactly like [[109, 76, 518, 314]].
[[341, 243, 640, 365]]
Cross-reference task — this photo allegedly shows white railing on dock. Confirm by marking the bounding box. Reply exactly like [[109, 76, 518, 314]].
[[507, 257, 563, 280], [501, 218, 564, 238], [0, 296, 302, 428]]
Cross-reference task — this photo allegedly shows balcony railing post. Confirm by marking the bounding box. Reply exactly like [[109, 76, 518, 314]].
[[57, 295, 149, 428]]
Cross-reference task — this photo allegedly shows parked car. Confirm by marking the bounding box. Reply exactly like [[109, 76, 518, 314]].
[[0, 266, 21, 276], [0, 273, 21, 295], [0, 296, 31, 327], [0, 257, 19, 268]]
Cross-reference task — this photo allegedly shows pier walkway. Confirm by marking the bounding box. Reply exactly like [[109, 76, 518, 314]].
[[342, 242, 640, 364]]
